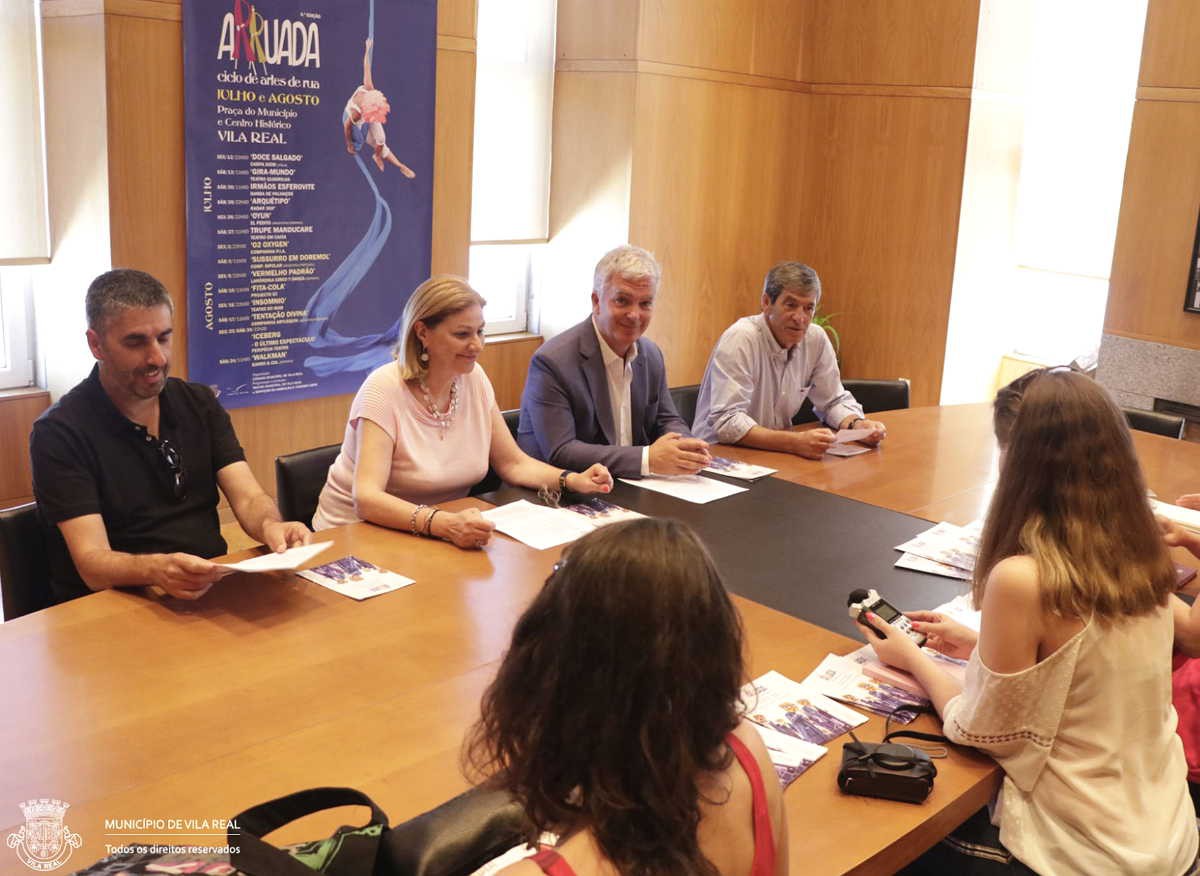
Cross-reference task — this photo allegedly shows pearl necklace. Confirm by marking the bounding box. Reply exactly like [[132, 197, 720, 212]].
[[418, 376, 459, 440]]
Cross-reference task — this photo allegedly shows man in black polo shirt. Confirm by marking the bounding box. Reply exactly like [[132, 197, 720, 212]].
[[30, 269, 311, 603]]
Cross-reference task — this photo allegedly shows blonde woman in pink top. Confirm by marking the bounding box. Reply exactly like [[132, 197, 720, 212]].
[[314, 276, 612, 548]]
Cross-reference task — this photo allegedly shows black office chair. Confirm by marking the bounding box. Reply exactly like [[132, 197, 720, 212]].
[[792, 377, 911, 426], [0, 502, 53, 621], [470, 410, 522, 496], [844, 378, 910, 414], [501, 408, 520, 441], [669, 384, 701, 429], [1123, 408, 1185, 439], [275, 443, 340, 525]]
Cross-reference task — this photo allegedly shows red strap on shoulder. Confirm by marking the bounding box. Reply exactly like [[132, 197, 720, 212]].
[[726, 731, 777, 876], [531, 847, 579, 876]]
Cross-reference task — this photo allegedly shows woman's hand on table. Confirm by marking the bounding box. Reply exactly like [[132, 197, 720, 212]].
[[567, 464, 613, 494], [434, 508, 495, 550]]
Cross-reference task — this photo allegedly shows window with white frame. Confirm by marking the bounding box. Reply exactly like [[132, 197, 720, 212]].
[[468, 0, 556, 335], [1, 0, 50, 263], [1006, 0, 1147, 363], [0, 0, 47, 389], [0, 269, 36, 389]]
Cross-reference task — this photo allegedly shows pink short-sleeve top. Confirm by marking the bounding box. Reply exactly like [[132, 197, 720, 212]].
[[312, 362, 496, 529]]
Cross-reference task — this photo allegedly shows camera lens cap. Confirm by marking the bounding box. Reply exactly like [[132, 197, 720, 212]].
[[872, 743, 919, 769]]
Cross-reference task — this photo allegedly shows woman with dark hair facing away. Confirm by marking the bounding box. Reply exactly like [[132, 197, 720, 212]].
[[465, 518, 788, 876], [859, 368, 1198, 874]]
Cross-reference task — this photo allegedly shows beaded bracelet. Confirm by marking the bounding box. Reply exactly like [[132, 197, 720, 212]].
[[409, 503, 429, 536], [424, 508, 440, 538]]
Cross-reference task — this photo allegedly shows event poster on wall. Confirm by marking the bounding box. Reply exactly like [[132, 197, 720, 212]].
[[183, 0, 435, 408]]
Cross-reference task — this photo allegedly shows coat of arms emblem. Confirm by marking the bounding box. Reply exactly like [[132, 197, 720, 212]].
[[6, 799, 82, 872]]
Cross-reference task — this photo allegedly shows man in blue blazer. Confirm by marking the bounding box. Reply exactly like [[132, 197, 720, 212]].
[[517, 245, 711, 479]]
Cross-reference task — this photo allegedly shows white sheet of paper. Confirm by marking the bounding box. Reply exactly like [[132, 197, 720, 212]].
[[750, 722, 828, 787], [931, 592, 983, 631], [618, 474, 747, 504], [703, 456, 778, 481], [1151, 498, 1200, 534], [751, 721, 828, 769], [221, 540, 333, 572], [802, 653, 928, 720], [562, 498, 645, 527], [740, 669, 868, 746], [894, 521, 980, 571], [847, 644, 968, 696], [894, 552, 972, 580], [833, 427, 874, 444], [297, 556, 414, 601], [482, 500, 596, 550], [825, 443, 872, 457]]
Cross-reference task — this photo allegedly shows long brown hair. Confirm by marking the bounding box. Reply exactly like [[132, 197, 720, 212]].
[[974, 369, 1175, 619], [464, 519, 745, 876]]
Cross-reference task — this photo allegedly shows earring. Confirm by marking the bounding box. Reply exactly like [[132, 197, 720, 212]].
[[419, 348, 429, 364]]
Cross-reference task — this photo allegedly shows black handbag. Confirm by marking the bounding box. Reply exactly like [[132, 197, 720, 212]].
[[836, 705, 948, 805], [230, 786, 529, 876]]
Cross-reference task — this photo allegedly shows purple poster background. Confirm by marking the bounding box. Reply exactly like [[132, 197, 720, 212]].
[[183, 0, 435, 408]]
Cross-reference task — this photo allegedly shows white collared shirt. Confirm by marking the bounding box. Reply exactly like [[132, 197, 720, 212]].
[[692, 315, 863, 444], [592, 319, 651, 475]]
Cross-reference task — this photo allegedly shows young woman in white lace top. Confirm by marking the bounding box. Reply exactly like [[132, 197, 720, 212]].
[[860, 369, 1198, 875]]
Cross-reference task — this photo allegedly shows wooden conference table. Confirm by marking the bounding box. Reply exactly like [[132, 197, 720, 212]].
[[1, 404, 1198, 876]]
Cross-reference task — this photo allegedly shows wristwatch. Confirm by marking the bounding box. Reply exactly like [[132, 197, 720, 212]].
[[558, 470, 571, 493]]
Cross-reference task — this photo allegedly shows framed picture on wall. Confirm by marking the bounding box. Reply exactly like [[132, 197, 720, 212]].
[[1187, 205, 1200, 313]]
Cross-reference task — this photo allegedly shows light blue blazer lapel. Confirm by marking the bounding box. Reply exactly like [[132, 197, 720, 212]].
[[579, 323, 617, 444]]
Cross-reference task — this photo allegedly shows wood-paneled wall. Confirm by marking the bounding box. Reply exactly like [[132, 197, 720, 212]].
[[802, 0, 979, 87], [554, 0, 808, 387], [630, 74, 807, 381], [553, 1, 978, 404], [799, 2, 978, 406], [0, 391, 50, 508], [1105, 0, 1200, 351], [800, 93, 972, 405], [45, 0, 531, 499], [37, 0, 989, 496]]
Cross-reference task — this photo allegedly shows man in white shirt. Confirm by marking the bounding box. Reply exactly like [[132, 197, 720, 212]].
[[692, 261, 887, 459], [517, 245, 710, 478]]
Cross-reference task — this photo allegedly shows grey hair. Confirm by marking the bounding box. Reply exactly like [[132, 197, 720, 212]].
[[762, 261, 821, 304], [592, 245, 661, 296], [86, 269, 174, 331]]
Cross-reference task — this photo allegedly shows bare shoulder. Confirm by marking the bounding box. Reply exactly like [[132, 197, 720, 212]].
[[732, 719, 782, 805], [732, 718, 787, 871], [983, 556, 1040, 606], [978, 555, 1042, 672], [732, 718, 770, 763]]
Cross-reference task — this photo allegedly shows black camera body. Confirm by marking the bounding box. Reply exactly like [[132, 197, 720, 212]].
[[837, 740, 938, 804]]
